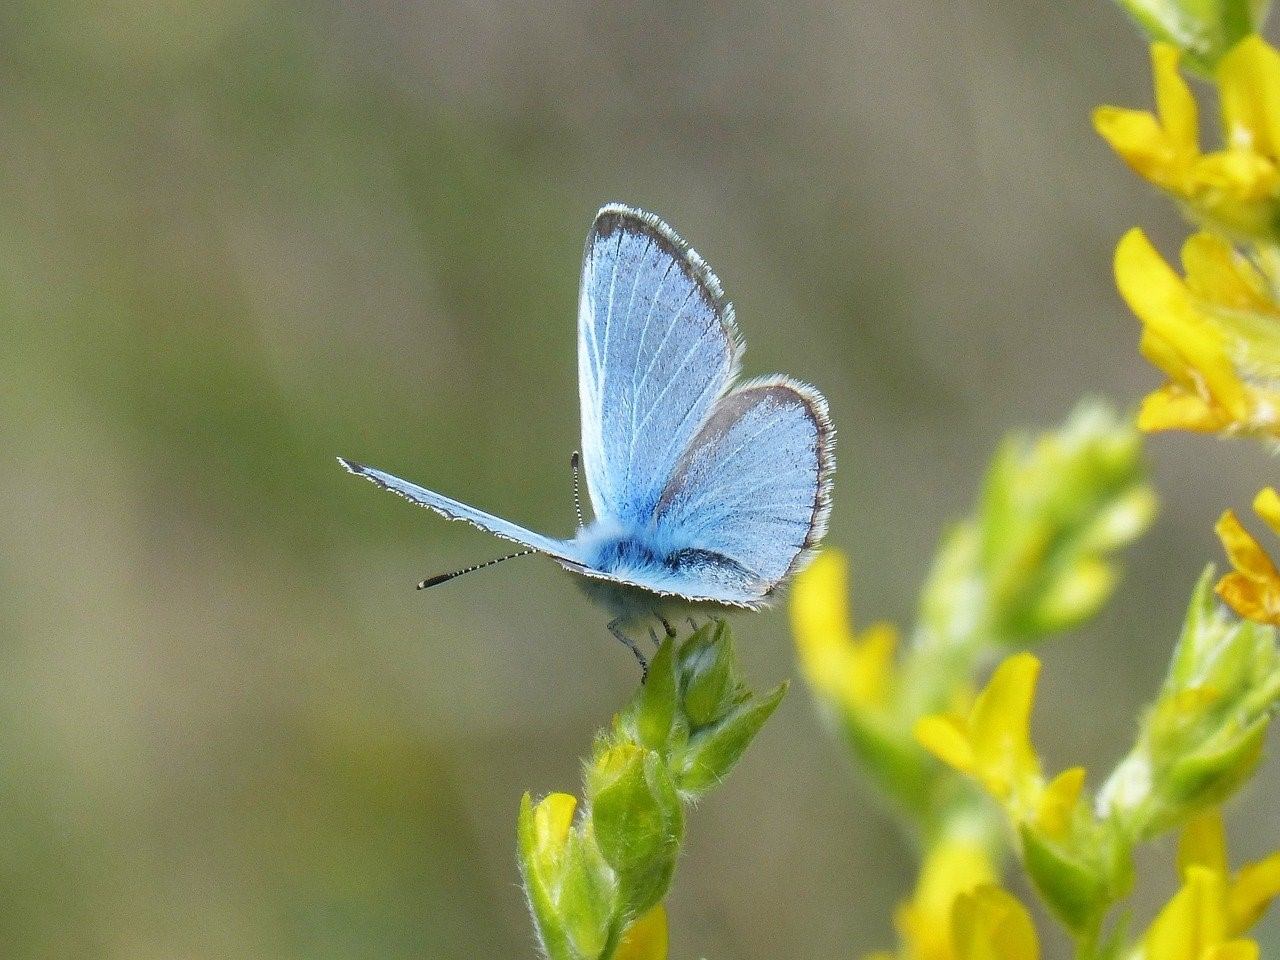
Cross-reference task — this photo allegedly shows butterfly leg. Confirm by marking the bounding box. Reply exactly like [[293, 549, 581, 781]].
[[608, 618, 649, 684], [659, 617, 678, 638]]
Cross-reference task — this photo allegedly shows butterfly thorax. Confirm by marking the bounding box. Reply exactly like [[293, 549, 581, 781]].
[[570, 519, 764, 619]]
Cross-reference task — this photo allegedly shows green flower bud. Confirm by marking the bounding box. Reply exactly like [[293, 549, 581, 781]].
[[979, 402, 1154, 644], [1114, 0, 1269, 71], [630, 639, 678, 752], [677, 621, 744, 729], [1019, 825, 1112, 933], [589, 743, 683, 916], [518, 792, 583, 960], [675, 681, 787, 796], [1161, 713, 1268, 815], [558, 827, 617, 959], [911, 402, 1153, 661], [1101, 569, 1280, 837]]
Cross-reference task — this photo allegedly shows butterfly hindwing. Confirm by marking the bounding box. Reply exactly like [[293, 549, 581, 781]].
[[338, 458, 583, 564], [577, 204, 741, 527], [647, 378, 835, 604]]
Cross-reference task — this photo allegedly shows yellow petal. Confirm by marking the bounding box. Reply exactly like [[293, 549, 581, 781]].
[[1138, 386, 1232, 433], [1140, 328, 1196, 384], [1094, 106, 1184, 186], [1036, 767, 1086, 839], [1153, 42, 1199, 156], [951, 886, 1040, 960], [849, 621, 899, 709], [1145, 866, 1233, 960], [1205, 941, 1261, 960], [1229, 851, 1280, 932], [916, 713, 977, 775], [1253, 488, 1280, 535], [615, 904, 668, 960], [1216, 510, 1280, 584], [1217, 571, 1280, 625], [1218, 35, 1280, 157], [790, 549, 856, 697], [895, 840, 998, 960], [1182, 232, 1271, 312], [969, 654, 1041, 801], [1178, 809, 1229, 879], [533, 792, 577, 861], [1115, 230, 1248, 420]]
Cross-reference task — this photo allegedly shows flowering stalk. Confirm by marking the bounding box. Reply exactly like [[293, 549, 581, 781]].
[[791, 402, 1155, 958], [915, 566, 1280, 958], [518, 621, 786, 960]]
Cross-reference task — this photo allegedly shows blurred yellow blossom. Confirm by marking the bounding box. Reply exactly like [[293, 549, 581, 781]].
[[1178, 810, 1280, 933], [1216, 488, 1280, 623], [871, 841, 1039, 960], [949, 886, 1039, 960], [1113, 228, 1280, 437], [868, 838, 1036, 960], [914, 655, 1042, 810], [791, 550, 898, 711], [1141, 809, 1280, 959], [1095, 38, 1280, 238], [916, 655, 1120, 933]]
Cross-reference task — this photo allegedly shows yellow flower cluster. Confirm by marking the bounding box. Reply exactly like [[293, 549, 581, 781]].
[[1097, 36, 1280, 442], [1096, 39, 1280, 238]]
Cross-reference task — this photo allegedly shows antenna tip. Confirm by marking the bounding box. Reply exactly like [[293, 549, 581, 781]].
[[571, 450, 581, 467]]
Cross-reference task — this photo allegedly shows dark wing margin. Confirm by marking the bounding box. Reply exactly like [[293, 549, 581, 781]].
[[651, 377, 835, 602]]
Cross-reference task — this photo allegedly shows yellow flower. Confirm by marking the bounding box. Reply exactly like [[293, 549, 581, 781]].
[[615, 904, 668, 960], [1141, 809, 1280, 959], [1113, 228, 1280, 437], [791, 549, 898, 711], [1095, 38, 1280, 238], [528, 791, 577, 876], [914, 655, 1044, 812], [949, 886, 1039, 960], [915, 656, 1107, 932], [874, 839, 1040, 960], [1216, 488, 1280, 623], [889, 838, 997, 960]]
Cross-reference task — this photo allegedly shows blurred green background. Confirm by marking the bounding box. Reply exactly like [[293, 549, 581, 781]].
[[1, 0, 1278, 957]]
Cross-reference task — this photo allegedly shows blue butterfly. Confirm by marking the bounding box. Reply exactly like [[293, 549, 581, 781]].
[[340, 203, 834, 668]]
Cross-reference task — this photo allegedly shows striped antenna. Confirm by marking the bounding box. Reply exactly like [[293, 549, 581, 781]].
[[417, 549, 535, 590], [570, 451, 585, 529]]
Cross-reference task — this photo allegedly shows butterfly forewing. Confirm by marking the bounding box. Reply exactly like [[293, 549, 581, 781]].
[[652, 378, 834, 600], [338, 459, 584, 564], [577, 204, 741, 526]]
